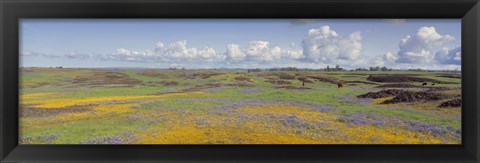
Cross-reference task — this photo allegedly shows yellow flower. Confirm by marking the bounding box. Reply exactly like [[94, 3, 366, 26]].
[[23, 91, 206, 108]]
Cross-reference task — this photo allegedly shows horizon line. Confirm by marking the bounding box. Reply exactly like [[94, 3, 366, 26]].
[[19, 66, 461, 72]]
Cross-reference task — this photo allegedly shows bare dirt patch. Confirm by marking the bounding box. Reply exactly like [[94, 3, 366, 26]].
[[276, 73, 296, 80], [375, 83, 421, 88], [263, 76, 279, 81], [342, 75, 361, 78], [199, 73, 224, 79], [266, 80, 292, 85], [437, 74, 461, 79], [307, 75, 340, 84], [381, 91, 451, 104], [160, 81, 178, 86], [138, 71, 170, 79], [346, 73, 421, 76], [367, 74, 456, 84], [259, 72, 297, 80], [226, 82, 256, 87], [235, 77, 254, 82], [274, 86, 312, 90], [160, 81, 255, 94], [426, 87, 458, 92], [255, 73, 269, 78], [72, 71, 143, 86], [297, 77, 314, 83], [427, 87, 461, 99], [357, 89, 406, 99], [30, 82, 51, 88], [344, 81, 379, 85], [184, 72, 224, 79], [145, 81, 179, 87], [182, 83, 223, 92], [438, 99, 462, 108], [325, 73, 344, 75]]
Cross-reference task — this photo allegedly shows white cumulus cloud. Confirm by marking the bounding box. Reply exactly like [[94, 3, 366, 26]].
[[284, 49, 304, 60], [22, 50, 92, 60], [64, 50, 90, 59], [225, 44, 246, 62], [395, 26, 455, 64], [435, 46, 461, 65], [225, 41, 283, 62], [302, 26, 362, 63], [370, 52, 399, 67], [101, 48, 155, 62], [100, 40, 225, 63]]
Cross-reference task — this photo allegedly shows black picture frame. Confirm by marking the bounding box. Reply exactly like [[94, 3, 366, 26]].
[[1, 0, 479, 162]]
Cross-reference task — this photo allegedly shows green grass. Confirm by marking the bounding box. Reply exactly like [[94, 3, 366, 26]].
[[18, 68, 462, 144], [20, 116, 144, 144], [334, 105, 460, 128]]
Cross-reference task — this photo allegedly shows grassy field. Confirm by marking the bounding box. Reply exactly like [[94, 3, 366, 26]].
[[19, 68, 461, 144]]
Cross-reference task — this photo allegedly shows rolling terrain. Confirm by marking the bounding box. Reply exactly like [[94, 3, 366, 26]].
[[19, 68, 461, 144]]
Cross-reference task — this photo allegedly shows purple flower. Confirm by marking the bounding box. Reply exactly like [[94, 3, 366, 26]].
[[339, 96, 372, 105], [20, 134, 59, 144], [337, 113, 460, 139], [82, 131, 136, 144], [280, 115, 316, 129]]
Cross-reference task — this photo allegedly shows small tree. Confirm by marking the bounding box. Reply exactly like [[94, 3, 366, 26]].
[[355, 68, 368, 71], [369, 66, 380, 71]]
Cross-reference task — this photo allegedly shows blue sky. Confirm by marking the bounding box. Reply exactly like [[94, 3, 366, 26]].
[[20, 19, 461, 70]]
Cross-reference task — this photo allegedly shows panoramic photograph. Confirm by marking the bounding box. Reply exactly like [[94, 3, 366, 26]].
[[19, 19, 461, 144]]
